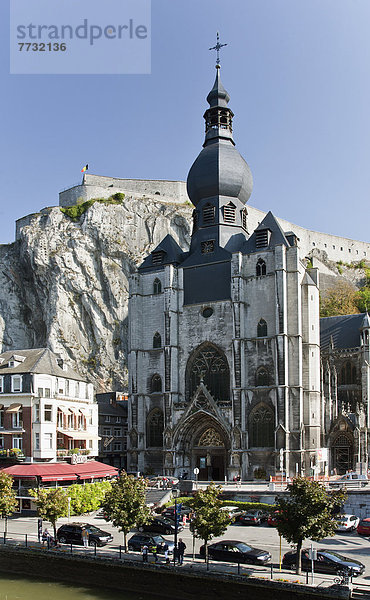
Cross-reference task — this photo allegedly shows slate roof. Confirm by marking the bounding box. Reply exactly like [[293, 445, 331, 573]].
[[242, 211, 291, 253], [320, 313, 368, 350], [138, 234, 185, 272], [0, 348, 85, 381]]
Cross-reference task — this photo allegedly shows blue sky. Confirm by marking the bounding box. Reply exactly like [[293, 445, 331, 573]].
[[1, 0, 369, 245]]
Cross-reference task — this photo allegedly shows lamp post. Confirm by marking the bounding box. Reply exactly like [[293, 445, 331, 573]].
[[172, 488, 180, 567]]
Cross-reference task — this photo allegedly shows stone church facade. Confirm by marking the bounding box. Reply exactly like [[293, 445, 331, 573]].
[[127, 67, 370, 480]]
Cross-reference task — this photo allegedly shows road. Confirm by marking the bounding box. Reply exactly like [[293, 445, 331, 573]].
[[2, 513, 370, 588]]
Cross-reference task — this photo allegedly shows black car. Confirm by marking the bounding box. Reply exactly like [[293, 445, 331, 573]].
[[161, 505, 192, 519], [238, 510, 266, 526], [128, 533, 174, 554], [138, 517, 183, 535], [57, 523, 113, 547], [282, 549, 365, 576], [199, 540, 271, 565]]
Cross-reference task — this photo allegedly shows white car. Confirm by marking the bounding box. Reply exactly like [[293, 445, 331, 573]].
[[335, 514, 360, 532]]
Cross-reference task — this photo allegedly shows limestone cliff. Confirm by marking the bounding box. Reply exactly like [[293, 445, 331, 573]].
[[0, 197, 192, 391], [0, 193, 367, 392]]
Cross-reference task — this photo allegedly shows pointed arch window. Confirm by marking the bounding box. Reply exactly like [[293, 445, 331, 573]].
[[187, 343, 229, 401], [340, 361, 356, 385], [257, 319, 267, 338], [202, 203, 215, 225], [256, 259, 266, 277], [256, 366, 269, 387], [151, 374, 162, 393], [249, 403, 274, 448], [147, 409, 164, 447], [223, 202, 236, 224], [153, 278, 162, 295], [153, 332, 162, 349]]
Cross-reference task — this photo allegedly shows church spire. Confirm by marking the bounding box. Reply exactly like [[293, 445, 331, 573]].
[[204, 34, 234, 144]]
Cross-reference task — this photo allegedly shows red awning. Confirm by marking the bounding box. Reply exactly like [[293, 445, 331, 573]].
[[0, 460, 118, 482], [73, 461, 119, 480], [1, 463, 78, 481]]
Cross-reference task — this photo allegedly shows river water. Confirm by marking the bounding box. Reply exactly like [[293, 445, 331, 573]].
[[0, 574, 159, 600]]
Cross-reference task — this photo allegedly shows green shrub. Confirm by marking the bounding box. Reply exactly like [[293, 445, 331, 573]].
[[60, 193, 125, 222]]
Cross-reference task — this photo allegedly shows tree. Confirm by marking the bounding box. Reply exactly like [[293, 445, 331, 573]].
[[320, 281, 359, 317], [275, 477, 346, 574], [189, 483, 230, 562], [102, 473, 151, 551], [30, 487, 68, 541], [68, 480, 111, 515], [0, 473, 17, 532]]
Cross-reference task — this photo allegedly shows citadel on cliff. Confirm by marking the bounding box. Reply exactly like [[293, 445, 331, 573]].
[[1, 64, 370, 479]]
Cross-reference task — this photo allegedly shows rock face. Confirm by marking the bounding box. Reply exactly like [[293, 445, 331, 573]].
[[0, 193, 367, 392], [0, 198, 192, 391]]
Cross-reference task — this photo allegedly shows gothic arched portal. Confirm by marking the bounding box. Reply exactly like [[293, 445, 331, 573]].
[[174, 410, 230, 481], [331, 433, 353, 474], [186, 343, 230, 402]]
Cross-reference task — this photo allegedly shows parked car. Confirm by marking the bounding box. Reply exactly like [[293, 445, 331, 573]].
[[357, 518, 370, 536], [238, 510, 266, 526], [138, 516, 183, 535], [199, 540, 271, 565], [127, 533, 174, 554], [220, 506, 244, 523], [57, 523, 113, 547], [267, 511, 280, 526], [331, 473, 368, 488], [282, 549, 365, 576], [161, 505, 192, 519], [335, 514, 360, 532]]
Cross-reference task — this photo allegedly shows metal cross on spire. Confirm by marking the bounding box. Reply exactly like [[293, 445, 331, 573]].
[[209, 32, 227, 68]]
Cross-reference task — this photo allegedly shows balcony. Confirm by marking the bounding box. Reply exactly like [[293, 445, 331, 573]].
[[56, 449, 90, 458]]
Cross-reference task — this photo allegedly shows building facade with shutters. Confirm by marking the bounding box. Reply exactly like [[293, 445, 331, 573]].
[[0, 348, 98, 462], [127, 66, 370, 480]]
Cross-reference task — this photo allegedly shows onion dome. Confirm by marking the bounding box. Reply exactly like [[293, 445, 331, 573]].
[[187, 67, 253, 207]]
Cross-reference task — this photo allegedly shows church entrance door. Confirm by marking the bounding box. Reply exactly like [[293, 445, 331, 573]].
[[193, 427, 226, 481], [195, 452, 225, 481], [332, 434, 353, 474]]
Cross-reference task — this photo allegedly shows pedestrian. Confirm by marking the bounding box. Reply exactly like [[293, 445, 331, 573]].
[[236, 474, 241, 489], [177, 538, 186, 565], [81, 527, 89, 547], [41, 528, 51, 545], [142, 544, 149, 563], [182, 514, 187, 527], [151, 543, 158, 563], [163, 542, 169, 564]]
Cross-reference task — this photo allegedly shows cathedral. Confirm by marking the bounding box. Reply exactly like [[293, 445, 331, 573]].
[[127, 64, 370, 480]]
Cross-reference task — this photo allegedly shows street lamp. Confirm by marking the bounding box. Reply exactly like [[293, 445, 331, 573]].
[[172, 488, 180, 567]]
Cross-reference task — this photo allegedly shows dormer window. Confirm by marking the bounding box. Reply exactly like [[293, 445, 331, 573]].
[[201, 240, 215, 254], [152, 251, 165, 265], [8, 354, 26, 368], [255, 229, 270, 249], [223, 202, 236, 224], [202, 203, 215, 225]]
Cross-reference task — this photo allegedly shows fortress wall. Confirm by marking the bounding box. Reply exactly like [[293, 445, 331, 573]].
[[59, 174, 189, 208], [24, 174, 369, 264]]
